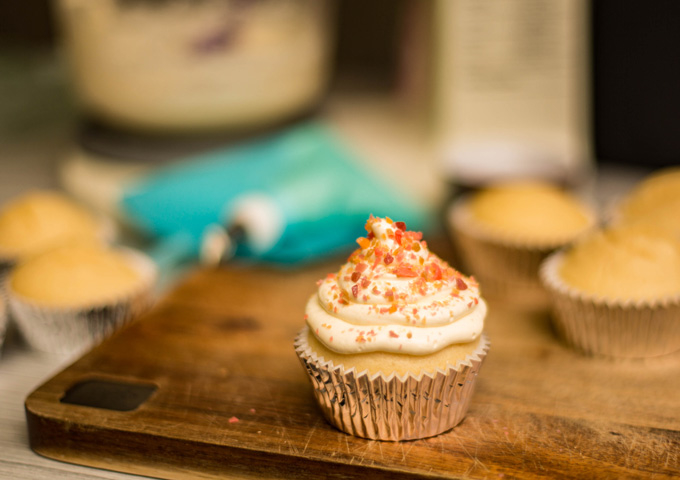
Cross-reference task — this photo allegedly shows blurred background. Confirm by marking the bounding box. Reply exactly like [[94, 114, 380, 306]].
[[1, 0, 679, 269]]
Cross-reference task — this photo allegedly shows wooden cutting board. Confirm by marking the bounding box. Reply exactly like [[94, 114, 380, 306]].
[[25, 263, 680, 479]]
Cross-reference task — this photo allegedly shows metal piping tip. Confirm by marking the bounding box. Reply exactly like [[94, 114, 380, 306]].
[[200, 223, 246, 266]]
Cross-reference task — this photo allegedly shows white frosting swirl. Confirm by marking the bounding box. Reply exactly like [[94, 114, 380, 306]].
[[305, 216, 486, 355]]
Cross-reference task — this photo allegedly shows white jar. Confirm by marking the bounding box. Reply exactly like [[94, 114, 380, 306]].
[[54, 0, 333, 133]]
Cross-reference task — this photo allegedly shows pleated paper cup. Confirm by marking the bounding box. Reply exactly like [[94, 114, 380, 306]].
[[448, 198, 595, 310], [0, 260, 10, 306], [540, 251, 680, 358], [0, 294, 6, 352], [7, 247, 157, 355], [294, 326, 490, 441]]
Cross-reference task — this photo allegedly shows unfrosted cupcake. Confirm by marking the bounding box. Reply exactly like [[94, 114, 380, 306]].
[[612, 167, 680, 239], [540, 224, 680, 357], [7, 242, 156, 354], [295, 216, 489, 440], [0, 190, 107, 272], [448, 181, 596, 309]]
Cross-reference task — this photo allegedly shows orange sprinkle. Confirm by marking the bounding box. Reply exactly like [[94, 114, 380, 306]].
[[357, 237, 371, 249]]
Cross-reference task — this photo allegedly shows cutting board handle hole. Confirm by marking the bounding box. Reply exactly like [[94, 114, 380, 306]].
[[60, 379, 157, 412]]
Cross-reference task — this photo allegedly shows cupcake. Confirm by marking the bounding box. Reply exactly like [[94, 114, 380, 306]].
[[7, 242, 157, 354], [448, 181, 596, 309], [294, 216, 489, 440], [540, 224, 680, 358], [0, 190, 108, 272], [612, 167, 680, 239]]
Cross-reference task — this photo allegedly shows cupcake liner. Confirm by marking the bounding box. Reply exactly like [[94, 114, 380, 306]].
[[540, 252, 680, 358], [294, 327, 490, 441], [7, 247, 157, 355], [448, 200, 562, 309], [0, 260, 11, 303], [0, 294, 6, 352], [0, 261, 13, 347]]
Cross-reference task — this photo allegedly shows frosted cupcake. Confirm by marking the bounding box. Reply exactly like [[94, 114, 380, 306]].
[[7, 242, 156, 354], [295, 216, 489, 440], [540, 224, 680, 357], [613, 167, 680, 239], [448, 181, 596, 309]]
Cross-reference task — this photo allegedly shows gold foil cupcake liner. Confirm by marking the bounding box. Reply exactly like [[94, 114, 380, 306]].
[[294, 327, 490, 441], [540, 252, 680, 358], [6, 248, 157, 355]]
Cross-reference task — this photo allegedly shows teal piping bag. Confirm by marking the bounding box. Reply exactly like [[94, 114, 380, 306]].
[[120, 122, 433, 270]]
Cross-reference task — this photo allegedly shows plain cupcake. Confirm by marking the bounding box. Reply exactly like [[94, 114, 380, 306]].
[[7, 242, 157, 354], [540, 224, 680, 358], [295, 216, 489, 441], [448, 181, 596, 309], [611, 166, 680, 239], [0, 190, 108, 272]]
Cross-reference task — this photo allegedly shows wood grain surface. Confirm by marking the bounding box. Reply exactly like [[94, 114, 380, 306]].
[[25, 260, 680, 480]]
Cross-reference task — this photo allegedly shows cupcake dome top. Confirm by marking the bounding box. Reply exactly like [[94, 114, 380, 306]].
[[10, 243, 143, 308], [467, 181, 593, 245], [616, 167, 680, 239], [0, 191, 101, 260], [559, 224, 680, 302]]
